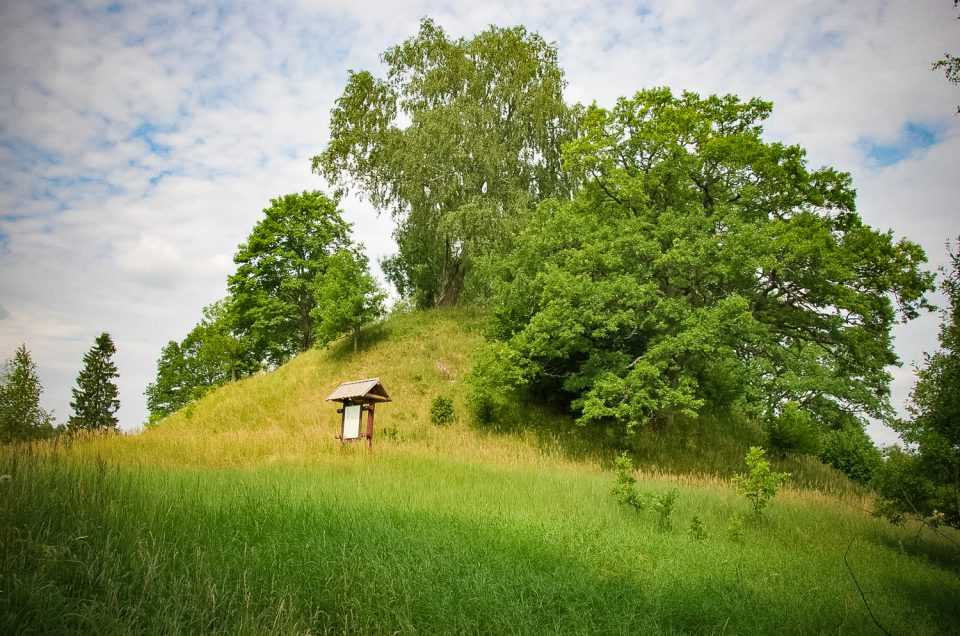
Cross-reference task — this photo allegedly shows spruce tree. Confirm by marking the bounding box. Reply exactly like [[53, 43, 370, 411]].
[[0, 344, 54, 443], [68, 332, 120, 431]]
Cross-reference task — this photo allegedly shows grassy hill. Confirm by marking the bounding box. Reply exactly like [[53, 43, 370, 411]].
[[2, 308, 959, 634]]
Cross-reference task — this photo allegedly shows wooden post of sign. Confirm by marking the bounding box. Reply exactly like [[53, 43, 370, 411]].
[[366, 403, 375, 449]]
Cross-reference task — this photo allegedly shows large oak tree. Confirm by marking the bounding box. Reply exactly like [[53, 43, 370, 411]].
[[475, 89, 934, 437]]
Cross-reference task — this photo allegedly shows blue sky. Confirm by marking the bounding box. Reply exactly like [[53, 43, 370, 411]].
[[860, 121, 942, 166], [1, 0, 958, 442]]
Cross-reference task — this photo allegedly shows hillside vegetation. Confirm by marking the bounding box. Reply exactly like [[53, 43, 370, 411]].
[[2, 308, 959, 634]]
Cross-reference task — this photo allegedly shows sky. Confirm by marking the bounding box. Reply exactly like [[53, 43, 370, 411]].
[[0, 0, 957, 442]]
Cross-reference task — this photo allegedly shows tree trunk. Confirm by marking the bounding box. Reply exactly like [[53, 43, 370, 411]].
[[434, 238, 464, 307]]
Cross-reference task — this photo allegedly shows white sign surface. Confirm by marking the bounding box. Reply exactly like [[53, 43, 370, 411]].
[[343, 405, 362, 440]]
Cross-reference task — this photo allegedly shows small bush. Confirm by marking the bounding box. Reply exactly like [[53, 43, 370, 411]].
[[689, 515, 706, 540], [430, 396, 455, 426], [612, 453, 642, 509], [611, 455, 680, 531], [466, 342, 518, 425], [819, 428, 881, 485], [732, 446, 791, 515], [727, 513, 746, 542], [765, 402, 821, 455], [872, 446, 944, 526], [651, 489, 679, 531]]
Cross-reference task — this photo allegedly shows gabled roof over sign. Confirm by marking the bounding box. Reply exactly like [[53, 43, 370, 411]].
[[325, 377, 392, 403]]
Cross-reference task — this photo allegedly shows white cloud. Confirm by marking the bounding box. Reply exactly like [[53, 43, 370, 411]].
[[1, 0, 957, 436]]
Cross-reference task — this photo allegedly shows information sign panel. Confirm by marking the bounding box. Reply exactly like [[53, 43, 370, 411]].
[[343, 404, 362, 440]]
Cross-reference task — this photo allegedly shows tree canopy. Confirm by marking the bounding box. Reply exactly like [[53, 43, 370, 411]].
[[312, 248, 386, 353], [145, 300, 248, 423], [474, 88, 934, 437], [313, 17, 577, 307], [68, 332, 120, 431], [0, 344, 55, 443], [228, 190, 352, 367], [148, 190, 387, 422], [933, 0, 960, 114], [875, 239, 960, 529]]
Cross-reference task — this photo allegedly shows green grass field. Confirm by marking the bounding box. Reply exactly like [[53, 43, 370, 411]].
[[2, 309, 959, 634]]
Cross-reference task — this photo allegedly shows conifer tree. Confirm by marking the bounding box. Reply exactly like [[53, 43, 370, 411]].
[[68, 332, 120, 431], [0, 344, 54, 443]]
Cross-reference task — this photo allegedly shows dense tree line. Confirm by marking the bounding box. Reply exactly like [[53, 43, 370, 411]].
[[146, 191, 384, 423], [312, 20, 952, 495], [311, 20, 952, 496]]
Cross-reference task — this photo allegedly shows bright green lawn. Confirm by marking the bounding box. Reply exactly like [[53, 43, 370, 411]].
[[2, 448, 958, 635], [2, 308, 957, 634]]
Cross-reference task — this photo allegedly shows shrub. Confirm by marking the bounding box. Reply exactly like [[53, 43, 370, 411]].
[[872, 446, 942, 526], [727, 513, 746, 542], [430, 396, 455, 426], [611, 455, 680, 531], [651, 489, 679, 531], [765, 402, 821, 456], [732, 447, 791, 515], [612, 453, 642, 509], [689, 515, 706, 540], [467, 342, 521, 424], [819, 428, 881, 485]]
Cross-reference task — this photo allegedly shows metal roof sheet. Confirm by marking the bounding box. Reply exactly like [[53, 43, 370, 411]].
[[325, 377, 391, 402]]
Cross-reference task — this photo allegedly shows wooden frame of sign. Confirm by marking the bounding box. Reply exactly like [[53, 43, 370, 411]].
[[325, 378, 391, 449]]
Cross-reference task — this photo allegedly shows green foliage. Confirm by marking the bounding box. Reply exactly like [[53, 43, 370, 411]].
[[732, 446, 791, 515], [148, 191, 378, 421], [726, 513, 747, 542], [312, 248, 386, 353], [876, 238, 960, 528], [872, 447, 937, 526], [932, 1, 960, 114], [765, 402, 822, 456], [819, 427, 881, 485], [651, 488, 679, 531], [689, 515, 707, 540], [314, 18, 576, 307], [0, 344, 55, 443], [145, 300, 249, 423], [479, 87, 934, 436], [611, 453, 679, 529], [430, 395, 455, 426], [612, 453, 642, 509], [4, 452, 960, 635], [68, 333, 120, 431], [228, 191, 352, 367]]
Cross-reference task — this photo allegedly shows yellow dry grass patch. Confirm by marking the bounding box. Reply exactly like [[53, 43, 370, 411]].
[[48, 306, 873, 511]]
